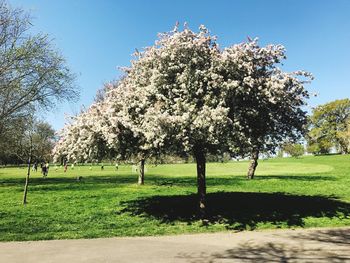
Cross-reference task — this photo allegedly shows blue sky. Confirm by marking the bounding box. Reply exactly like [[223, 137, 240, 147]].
[[9, 0, 350, 130]]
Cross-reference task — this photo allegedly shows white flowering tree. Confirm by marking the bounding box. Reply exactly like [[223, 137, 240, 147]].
[[219, 38, 312, 179], [116, 25, 312, 214], [117, 25, 237, 215], [53, 25, 312, 216]]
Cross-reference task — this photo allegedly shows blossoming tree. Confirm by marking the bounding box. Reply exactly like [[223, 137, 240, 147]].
[[117, 25, 237, 215], [116, 25, 312, 213], [53, 24, 312, 216], [219, 38, 312, 179]]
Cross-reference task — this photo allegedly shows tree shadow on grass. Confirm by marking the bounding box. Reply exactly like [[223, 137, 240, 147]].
[[0, 175, 140, 191], [120, 192, 350, 230], [1, 173, 335, 191]]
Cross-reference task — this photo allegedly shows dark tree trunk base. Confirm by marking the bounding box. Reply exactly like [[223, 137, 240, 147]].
[[195, 148, 206, 218], [247, 150, 259, 180], [138, 159, 145, 185]]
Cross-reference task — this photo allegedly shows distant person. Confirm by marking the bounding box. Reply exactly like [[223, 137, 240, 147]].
[[64, 162, 68, 172], [34, 162, 38, 172], [42, 163, 47, 177], [44, 162, 49, 177], [115, 163, 119, 170]]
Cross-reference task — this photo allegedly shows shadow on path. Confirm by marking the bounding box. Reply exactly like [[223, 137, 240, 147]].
[[290, 227, 350, 246], [121, 192, 350, 230], [179, 240, 350, 263]]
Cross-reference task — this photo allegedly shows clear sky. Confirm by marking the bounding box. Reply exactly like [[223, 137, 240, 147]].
[[9, 0, 350, 130]]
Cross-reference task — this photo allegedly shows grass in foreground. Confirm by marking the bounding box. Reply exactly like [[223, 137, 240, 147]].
[[0, 155, 350, 241]]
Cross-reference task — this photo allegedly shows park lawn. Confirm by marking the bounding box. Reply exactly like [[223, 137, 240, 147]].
[[0, 155, 350, 241]]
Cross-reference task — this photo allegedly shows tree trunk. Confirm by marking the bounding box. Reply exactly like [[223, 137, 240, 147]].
[[23, 155, 31, 205], [138, 158, 145, 185], [247, 150, 259, 179], [339, 141, 349, 154], [195, 148, 206, 218]]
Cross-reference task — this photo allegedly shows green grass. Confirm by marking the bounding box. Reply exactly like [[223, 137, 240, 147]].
[[1, 155, 350, 241]]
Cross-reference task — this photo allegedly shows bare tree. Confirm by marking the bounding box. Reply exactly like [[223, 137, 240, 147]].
[[0, 1, 78, 133]]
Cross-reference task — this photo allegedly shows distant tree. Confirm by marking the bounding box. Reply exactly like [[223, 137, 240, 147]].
[[308, 99, 350, 154], [282, 143, 304, 158], [277, 149, 284, 158], [31, 121, 56, 162], [0, 1, 77, 135], [0, 117, 56, 204], [306, 137, 332, 155], [337, 121, 350, 153], [0, 116, 55, 166]]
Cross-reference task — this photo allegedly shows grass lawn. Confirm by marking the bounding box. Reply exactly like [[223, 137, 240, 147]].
[[1, 154, 350, 241]]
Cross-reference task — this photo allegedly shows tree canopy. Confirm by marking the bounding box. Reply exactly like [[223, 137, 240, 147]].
[[308, 98, 350, 154]]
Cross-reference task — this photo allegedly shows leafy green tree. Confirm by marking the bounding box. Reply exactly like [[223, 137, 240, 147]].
[[282, 143, 304, 158], [308, 99, 350, 154], [337, 122, 350, 152]]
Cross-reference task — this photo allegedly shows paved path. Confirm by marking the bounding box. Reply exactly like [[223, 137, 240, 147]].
[[1, 227, 350, 262]]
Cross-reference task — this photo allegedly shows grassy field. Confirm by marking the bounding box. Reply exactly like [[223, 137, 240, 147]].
[[1, 155, 350, 241]]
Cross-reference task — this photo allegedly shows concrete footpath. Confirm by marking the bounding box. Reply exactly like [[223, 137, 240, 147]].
[[1, 227, 350, 263]]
